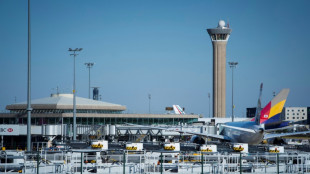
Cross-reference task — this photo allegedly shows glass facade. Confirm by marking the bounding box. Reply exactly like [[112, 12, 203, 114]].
[[0, 116, 197, 125], [10, 109, 123, 114], [211, 34, 228, 41]]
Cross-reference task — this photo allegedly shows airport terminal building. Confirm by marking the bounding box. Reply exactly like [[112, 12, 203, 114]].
[[0, 93, 199, 126], [0, 93, 199, 149]]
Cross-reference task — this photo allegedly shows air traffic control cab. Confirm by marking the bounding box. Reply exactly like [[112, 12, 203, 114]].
[[207, 20, 232, 118], [207, 20, 232, 42]]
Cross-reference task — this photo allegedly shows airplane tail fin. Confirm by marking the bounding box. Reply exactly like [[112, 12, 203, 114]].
[[173, 105, 186, 115], [254, 83, 263, 125], [259, 88, 289, 125]]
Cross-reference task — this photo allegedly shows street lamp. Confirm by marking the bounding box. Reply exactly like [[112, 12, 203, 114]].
[[148, 94, 151, 114], [84, 62, 94, 99], [208, 93, 211, 118], [68, 48, 83, 141], [27, 0, 32, 151], [228, 61, 238, 122]]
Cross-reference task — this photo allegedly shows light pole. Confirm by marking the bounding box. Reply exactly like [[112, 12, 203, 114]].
[[148, 94, 151, 114], [84, 62, 94, 99], [228, 61, 238, 122], [69, 48, 83, 141], [208, 93, 211, 118], [27, 0, 32, 151]]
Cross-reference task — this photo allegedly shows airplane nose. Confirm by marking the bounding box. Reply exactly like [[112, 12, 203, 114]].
[[258, 128, 264, 133]]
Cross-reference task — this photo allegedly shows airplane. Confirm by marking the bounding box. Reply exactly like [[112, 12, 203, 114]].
[[250, 84, 305, 131], [173, 105, 186, 115], [188, 87, 310, 144], [130, 86, 310, 145]]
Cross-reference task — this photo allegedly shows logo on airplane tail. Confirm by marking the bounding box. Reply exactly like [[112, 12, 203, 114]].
[[173, 105, 185, 115], [251, 87, 289, 125], [260, 89, 289, 124]]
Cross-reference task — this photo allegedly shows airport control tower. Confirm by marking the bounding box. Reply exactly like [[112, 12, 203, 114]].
[[207, 20, 232, 118]]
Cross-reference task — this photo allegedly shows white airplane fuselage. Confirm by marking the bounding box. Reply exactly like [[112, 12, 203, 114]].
[[220, 121, 264, 145]]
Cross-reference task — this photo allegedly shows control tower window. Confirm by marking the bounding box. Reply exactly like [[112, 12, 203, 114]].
[[213, 34, 227, 40], [211, 35, 216, 40], [211, 34, 228, 41]]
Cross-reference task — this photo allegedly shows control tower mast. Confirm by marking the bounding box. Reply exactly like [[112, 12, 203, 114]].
[[207, 20, 232, 118]]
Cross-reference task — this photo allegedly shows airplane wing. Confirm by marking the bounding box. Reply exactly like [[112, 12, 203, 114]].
[[264, 125, 307, 133], [221, 125, 257, 133], [173, 129, 231, 141], [264, 130, 310, 140]]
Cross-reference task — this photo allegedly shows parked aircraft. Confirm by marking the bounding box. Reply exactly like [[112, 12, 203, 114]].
[[173, 105, 186, 115], [187, 88, 310, 144], [132, 87, 310, 145], [250, 84, 304, 131]]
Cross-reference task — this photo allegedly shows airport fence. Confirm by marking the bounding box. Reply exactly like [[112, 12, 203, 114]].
[[1, 150, 310, 173]]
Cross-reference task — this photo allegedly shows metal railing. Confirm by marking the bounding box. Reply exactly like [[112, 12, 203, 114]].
[[1, 150, 310, 173]]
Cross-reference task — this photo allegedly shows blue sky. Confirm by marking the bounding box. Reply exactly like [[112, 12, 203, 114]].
[[1, 0, 310, 117]]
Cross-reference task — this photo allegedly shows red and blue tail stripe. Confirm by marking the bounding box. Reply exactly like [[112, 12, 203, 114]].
[[251, 89, 289, 126]]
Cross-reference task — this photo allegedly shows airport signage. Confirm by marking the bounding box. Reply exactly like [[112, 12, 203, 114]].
[[164, 143, 180, 151], [126, 143, 143, 151], [90, 140, 108, 150], [200, 145, 217, 152], [0, 125, 19, 135], [232, 143, 249, 153], [269, 146, 284, 153]]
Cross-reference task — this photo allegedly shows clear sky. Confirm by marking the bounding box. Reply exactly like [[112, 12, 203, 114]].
[[1, 0, 310, 117]]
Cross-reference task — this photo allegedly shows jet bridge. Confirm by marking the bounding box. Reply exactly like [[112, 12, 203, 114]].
[[0, 124, 217, 144]]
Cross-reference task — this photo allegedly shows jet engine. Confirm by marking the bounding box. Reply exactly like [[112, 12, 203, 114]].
[[190, 135, 206, 144]]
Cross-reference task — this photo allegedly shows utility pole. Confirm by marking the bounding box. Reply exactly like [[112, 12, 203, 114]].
[[208, 93, 211, 118], [228, 61, 238, 122], [84, 62, 94, 99], [148, 94, 151, 114], [68, 48, 83, 141]]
